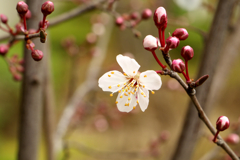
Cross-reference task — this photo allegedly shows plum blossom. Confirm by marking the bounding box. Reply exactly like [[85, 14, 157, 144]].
[[98, 54, 162, 112]]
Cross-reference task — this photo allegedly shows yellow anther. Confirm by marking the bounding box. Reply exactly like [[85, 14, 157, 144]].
[[131, 91, 134, 94], [117, 84, 120, 87], [141, 92, 144, 95], [128, 92, 131, 94], [115, 101, 118, 104], [135, 89, 137, 91], [130, 85, 133, 87], [108, 75, 111, 77], [110, 93, 113, 97], [133, 106, 136, 109], [144, 95, 146, 97], [128, 97, 131, 100], [118, 90, 121, 93], [120, 95, 123, 98], [108, 86, 112, 89], [125, 103, 128, 106], [133, 71, 135, 73], [136, 85, 139, 88], [143, 85, 145, 88], [124, 93, 128, 96], [124, 73, 127, 76], [124, 83, 126, 85], [137, 100, 139, 104], [144, 75, 147, 77], [151, 91, 155, 94], [111, 72, 114, 74]]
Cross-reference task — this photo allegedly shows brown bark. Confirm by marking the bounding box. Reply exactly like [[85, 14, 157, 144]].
[[17, 0, 44, 160], [171, 0, 237, 160]]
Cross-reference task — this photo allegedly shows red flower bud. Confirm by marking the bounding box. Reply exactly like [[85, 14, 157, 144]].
[[166, 36, 179, 49], [0, 14, 8, 24], [41, 1, 54, 16], [216, 116, 230, 131], [25, 10, 31, 19], [171, 59, 185, 73], [181, 45, 194, 61], [115, 17, 124, 26], [0, 44, 9, 56], [153, 7, 167, 30], [172, 28, 188, 40], [225, 133, 240, 144], [16, 1, 28, 16], [13, 73, 22, 81], [143, 35, 159, 51], [141, 9, 152, 20], [31, 50, 43, 61], [130, 12, 140, 20]]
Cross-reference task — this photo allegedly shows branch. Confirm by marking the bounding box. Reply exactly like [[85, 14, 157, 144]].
[[54, 16, 114, 154]]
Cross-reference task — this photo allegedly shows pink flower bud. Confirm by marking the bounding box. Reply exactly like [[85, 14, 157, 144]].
[[143, 35, 159, 51], [31, 50, 43, 61], [115, 17, 124, 26], [141, 9, 152, 20], [181, 45, 194, 61], [225, 133, 240, 144], [0, 14, 8, 24], [153, 7, 167, 30], [25, 10, 31, 19], [130, 12, 140, 20], [171, 59, 185, 73], [41, 1, 54, 16], [16, 1, 28, 16], [216, 116, 230, 131], [0, 44, 9, 56], [13, 73, 22, 81], [172, 28, 188, 40], [166, 36, 179, 49]]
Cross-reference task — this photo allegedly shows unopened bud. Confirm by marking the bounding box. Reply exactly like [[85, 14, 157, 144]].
[[181, 45, 194, 61], [16, 1, 28, 16], [0, 14, 8, 24], [25, 10, 31, 19], [225, 133, 240, 144], [31, 50, 43, 61], [166, 36, 179, 49], [172, 28, 188, 40], [130, 12, 140, 20], [171, 59, 185, 73], [13, 73, 22, 81], [115, 17, 124, 26], [153, 7, 167, 30], [0, 44, 9, 56], [141, 9, 152, 20], [216, 116, 230, 131], [41, 1, 54, 16], [143, 35, 159, 51]]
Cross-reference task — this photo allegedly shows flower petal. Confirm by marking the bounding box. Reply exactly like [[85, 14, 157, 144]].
[[116, 54, 140, 76], [139, 70, 162, 90], [116, 89, 137, 112], [137, 87, 149, 112], [98, 70, 128, 92]]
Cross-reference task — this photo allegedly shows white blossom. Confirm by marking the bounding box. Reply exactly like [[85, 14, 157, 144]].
[[98, 54, 162, 112]]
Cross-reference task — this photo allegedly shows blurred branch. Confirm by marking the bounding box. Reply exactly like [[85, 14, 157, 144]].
[[54, 16, 114, 154], [17, 1, 44, 160], [171, 0, 238, 160]]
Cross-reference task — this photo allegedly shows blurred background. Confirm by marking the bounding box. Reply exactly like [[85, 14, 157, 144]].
[[0, 0, 240, 160]]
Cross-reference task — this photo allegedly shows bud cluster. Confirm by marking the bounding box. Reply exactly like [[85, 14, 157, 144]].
[[114, 8, 152, 37], [7, 55, 24, 81]]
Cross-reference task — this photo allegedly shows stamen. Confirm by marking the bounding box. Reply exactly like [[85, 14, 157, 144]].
[[137, 100, 139, 104], [117, 84, 120, 87], [133, 71, 135, 73], [144, 75, 147, 77], [151, 91, 155, 94], [108, 75, 111, 77], [120, 95, 123, 98], [125, 103, 128, 106], [118, 90, 121, 93], [124, 73, 127, 76], [143, 85, 145, 88], [110, 93, 113, 97], [133, 106, 136, 109], [111, 72, 114, 74], [108, 86, 112, 89], [124, 93, 128, 96], [141, 92, 144, 95], [115, 101, 118, 104], [128, 97, 131, 100]]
